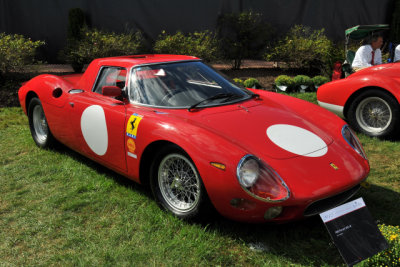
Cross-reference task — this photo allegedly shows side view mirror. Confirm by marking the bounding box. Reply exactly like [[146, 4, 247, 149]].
[[102, 86, 122, 97]]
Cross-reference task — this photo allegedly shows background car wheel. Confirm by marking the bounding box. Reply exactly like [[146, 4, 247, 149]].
[[348, 89, 400, 138], [28, 97, 56, 148], [150, 145, 211, 220]]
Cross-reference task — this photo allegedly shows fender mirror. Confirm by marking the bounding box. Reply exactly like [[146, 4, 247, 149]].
[[102, 86, 122, 97]]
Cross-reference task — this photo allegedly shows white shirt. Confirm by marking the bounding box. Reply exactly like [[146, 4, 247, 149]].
[[352, 45, 382, 68], [394, 45, 400, 62]]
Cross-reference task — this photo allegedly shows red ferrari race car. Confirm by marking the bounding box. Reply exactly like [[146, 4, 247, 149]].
[[19, 55, 369, 223], [317, 63, 400, 139]]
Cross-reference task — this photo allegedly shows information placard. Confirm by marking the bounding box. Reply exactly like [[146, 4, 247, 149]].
[[320, 198, 388, 266]]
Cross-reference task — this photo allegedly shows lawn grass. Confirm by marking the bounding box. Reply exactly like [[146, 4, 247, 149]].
[[1, 95, 399, 266]]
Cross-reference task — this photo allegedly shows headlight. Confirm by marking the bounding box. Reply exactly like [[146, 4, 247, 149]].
[[237, 155, 260, 187], [342, 125, 367, 159], [237, 155, 290, 202]]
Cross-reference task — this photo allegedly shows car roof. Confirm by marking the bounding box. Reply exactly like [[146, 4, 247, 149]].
[[91, 54, 200, 68]]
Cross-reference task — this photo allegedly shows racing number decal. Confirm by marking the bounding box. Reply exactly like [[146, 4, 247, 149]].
[[126, 113, 143, 139]]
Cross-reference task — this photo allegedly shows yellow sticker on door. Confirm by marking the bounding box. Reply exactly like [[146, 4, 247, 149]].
[[126, 113, 143, 139]]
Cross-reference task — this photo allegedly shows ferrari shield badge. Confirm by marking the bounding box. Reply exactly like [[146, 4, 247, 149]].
[[126, 113, 143, 139]]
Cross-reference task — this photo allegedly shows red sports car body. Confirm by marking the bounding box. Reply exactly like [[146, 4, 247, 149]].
[[19, 55, 370, 223], [317, 64, 400, 138]]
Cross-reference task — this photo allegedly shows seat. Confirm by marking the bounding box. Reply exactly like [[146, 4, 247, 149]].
[[342, 50, 355, 76]]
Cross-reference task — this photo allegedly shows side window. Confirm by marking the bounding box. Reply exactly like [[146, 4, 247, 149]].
[[93, 67, 127, 94]]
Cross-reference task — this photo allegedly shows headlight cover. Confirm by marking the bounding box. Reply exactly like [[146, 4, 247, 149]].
[[237, 155, 290, 202], [342, 125, 367, 159]]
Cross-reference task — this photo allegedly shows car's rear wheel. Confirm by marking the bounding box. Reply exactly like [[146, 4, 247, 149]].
[[28, 97, 56, 148], [150, 145, 210, 220], [348, 89, 400, 138]]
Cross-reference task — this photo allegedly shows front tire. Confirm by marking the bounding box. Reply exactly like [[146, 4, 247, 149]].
[[150, 145, 210, 220], [28, 97, 56, 148], [347, 89, 400, 138]]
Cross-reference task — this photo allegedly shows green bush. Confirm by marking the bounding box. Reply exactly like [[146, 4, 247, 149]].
[[243, 78, 261, 88], [233, 78, 244, 87], [64, 27, 143, 72], [274, 75, 294, 87], [153, 31, 219, 62], [266, 25, 342, 75], [217, 11, 275, 69], [0, 33, 45, 77], [360, 224, 400, 266], [312, 75, 330, 87], [293, 75, 312, 86]]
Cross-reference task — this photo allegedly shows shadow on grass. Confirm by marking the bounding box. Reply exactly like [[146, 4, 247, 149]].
[[48, 143, 399, 266], [51, 142, 153, 200]]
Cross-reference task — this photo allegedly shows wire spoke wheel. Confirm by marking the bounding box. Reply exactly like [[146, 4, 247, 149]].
[[28, 97, 56, 148], [356, 96, 392, 133], [32, 104, 49, 143], [158, 153, 201, 213]]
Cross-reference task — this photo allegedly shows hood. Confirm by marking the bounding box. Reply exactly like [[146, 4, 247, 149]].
[[197, 100, 333, 160]]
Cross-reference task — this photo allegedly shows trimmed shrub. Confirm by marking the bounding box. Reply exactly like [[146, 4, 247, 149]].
[[275, 75, 294, 87], [64, 27, 143, 72], [217, 11, 275, 69], [360, 224, 400, 266], [153, 30, 219, 62], [293, 75, 312, 86], [266, 25, 342, 75], [312, 75, 330, 87], [243, 78, 261, 88], [0, 33, 45, 76]]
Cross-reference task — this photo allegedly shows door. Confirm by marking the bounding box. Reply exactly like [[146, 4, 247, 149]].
[[66, 66, 128, 172]]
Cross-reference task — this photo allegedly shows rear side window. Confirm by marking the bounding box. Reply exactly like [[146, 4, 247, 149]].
[[93, 67, 127, 94]]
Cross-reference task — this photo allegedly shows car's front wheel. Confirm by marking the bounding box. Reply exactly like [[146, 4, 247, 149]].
[[150, 145, 210, 220], [28, 97, 56, 148], [348, 89, 400, 138]]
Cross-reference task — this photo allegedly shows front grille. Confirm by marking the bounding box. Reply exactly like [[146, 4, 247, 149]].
[[303, 184, 361, 217]]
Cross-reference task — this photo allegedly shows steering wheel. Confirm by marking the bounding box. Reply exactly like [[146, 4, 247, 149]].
[[159, 89, 183, 106]]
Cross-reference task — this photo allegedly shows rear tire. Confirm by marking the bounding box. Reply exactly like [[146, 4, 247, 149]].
[[150, 144, 211, 220], [28, 97, 56, 148], [347, 89, 400, 138]]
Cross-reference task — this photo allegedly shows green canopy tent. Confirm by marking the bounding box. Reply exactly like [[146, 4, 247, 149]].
[[345, 24, 390, 40]]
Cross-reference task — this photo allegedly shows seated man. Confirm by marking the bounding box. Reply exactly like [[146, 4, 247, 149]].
[[352, 35, 383, 71]]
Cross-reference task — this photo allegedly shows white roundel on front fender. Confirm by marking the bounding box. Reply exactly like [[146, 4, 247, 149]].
[[266, 124, 327, 157], [81, 105, 108, 156]]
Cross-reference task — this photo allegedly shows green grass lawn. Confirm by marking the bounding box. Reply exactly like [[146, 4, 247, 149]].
[[1, 95, 399, 266]]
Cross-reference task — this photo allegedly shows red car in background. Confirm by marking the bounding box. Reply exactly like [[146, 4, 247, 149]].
[[317, 64, 400, 139], [19, 55, 369, 223]]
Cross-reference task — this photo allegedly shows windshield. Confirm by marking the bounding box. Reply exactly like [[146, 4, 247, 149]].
[[129, 61, 251, 108]]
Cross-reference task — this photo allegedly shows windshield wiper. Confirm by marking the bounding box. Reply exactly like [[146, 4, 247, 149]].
[[187, 93, 241, 112]]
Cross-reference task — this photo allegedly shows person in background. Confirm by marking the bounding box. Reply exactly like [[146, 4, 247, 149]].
[[352, 35, 383, 71]]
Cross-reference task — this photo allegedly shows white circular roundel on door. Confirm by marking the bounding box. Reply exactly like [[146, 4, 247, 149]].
[[266, 124, 327, 157], [80, 105, 108, 156]]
